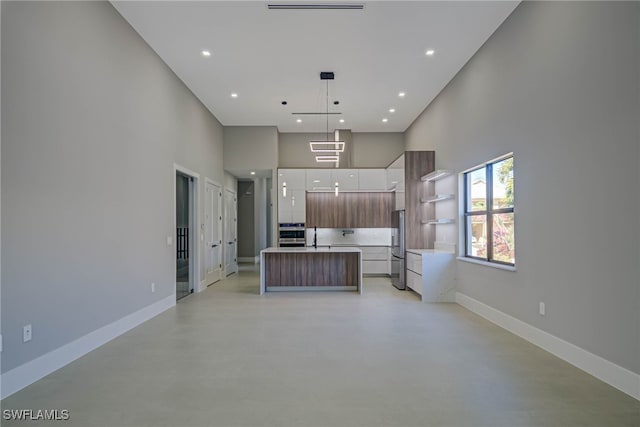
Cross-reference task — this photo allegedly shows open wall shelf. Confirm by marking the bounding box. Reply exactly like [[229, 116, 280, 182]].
[[421, 218, 455, 225], [420, 169, 452, 182], [421, 194, 455, 204]]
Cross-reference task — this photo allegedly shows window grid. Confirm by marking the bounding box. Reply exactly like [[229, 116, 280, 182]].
[[463, 158, 514, 266]]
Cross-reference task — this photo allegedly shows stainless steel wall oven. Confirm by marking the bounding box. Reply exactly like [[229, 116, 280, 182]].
[[278, 223, 306, 247]]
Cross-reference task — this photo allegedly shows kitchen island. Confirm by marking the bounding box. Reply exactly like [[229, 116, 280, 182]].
[[260, 247, 362, 294]]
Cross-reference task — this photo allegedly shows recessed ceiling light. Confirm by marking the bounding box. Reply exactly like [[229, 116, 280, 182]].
[[398, 92, 405, 98], [382, 118, 388, 123], [426, 49, 435, 56], [339, 119, 345, 123], [201, 50, 211, 57], [230, 93, 238, 98], [296, 118, 302, 123], [250, 171, 256, 175], [389, 108, 396, 113], [313, 179, 320, 183]]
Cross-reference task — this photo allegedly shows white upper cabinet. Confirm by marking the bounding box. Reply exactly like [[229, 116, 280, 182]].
[[281, 168, 388, 192], [290, 190, 306, 223], [278, 169, 306, 223], [278, 169, 306, 190], [386, 154, 405, 191], [331, 169, 359, 191], [277, 188, 292, 223], [358, 169, 387, 191], [386, 168, 404, 191], [306, 169, 333, 190]]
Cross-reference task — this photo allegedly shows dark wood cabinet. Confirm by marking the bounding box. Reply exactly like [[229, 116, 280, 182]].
[[306, 192, 393, 228], [264, 252, 359, 287], [404, 151, 435, 249]]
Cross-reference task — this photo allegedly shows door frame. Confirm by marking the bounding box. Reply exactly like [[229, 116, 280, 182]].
[[205, 177, 224, 286], [174, 163, 202, 295]]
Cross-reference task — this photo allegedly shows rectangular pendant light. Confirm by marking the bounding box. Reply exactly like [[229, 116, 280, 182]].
[[309, 141, 345, 153], [315, 155, 340, 162]]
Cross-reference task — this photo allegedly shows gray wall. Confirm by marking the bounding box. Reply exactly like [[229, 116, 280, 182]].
[[351, 133, 405, 168], [0, 0, 3, 377], [224, 126, 278, 248], [405, 1, 639, 373], [279, 132, 404, 168], [224, 126, 278, 172], [253, 178, 268, 254], [237, 181, 255, 258], [1, 1, 224, 373], [224, 172, 238, 194]]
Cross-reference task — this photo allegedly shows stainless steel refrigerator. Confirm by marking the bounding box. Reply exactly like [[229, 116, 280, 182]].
[[391, 210, 406, 290]]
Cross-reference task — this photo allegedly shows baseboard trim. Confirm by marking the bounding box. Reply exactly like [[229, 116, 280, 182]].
[[0, 294, 175, 399], [455, 292, 640, 401], [238, 256, 259, 264]]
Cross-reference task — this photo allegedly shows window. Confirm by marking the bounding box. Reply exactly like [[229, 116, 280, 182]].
[[463, 155, 514, 266]]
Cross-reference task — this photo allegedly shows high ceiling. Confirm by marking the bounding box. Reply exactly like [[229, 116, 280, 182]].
[[112, 1, 519, 133]]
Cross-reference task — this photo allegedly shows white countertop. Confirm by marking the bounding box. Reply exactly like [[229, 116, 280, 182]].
[[262, 246, 362, 254], [406, 248, 455, 255]]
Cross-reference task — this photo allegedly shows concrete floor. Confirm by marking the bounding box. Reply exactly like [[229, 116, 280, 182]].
[[2, 265, 639, 427]]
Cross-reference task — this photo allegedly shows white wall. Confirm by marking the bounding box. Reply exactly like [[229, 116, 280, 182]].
[[1, 1, 224, 375], [406, 1, 639, 374]]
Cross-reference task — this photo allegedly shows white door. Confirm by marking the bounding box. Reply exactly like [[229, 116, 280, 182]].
[[224, 188, 238, 275], [205, 180, 223, 285]]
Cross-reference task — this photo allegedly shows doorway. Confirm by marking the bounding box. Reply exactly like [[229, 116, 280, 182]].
[[224, 188, 238, 275], [176, 171, 196, 300], [205, 179, 223, 285]]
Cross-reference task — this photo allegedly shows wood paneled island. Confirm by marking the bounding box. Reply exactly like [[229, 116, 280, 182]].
[[260, 247, 362, 294]]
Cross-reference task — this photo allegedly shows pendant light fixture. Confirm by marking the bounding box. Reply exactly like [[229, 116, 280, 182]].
[[310, 72, 343, 166]]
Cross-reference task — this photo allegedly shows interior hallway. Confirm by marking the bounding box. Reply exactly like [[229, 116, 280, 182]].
[[2, 266, 639, 427]]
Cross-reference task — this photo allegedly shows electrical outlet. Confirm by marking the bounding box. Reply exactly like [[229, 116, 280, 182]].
[[539, 302, 546, 316], [151, 282, 156, 293], [23, 324, 32, 342], [167, 236, 173, 246]]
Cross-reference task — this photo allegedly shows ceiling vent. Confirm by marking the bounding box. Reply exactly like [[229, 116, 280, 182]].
[[267, 3, 365, 10]]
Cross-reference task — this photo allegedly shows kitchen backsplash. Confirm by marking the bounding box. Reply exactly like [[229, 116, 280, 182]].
[[306, 228, 392, 247]]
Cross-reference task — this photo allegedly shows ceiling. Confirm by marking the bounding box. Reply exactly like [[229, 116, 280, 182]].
[[112, 1, 519, 133]]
